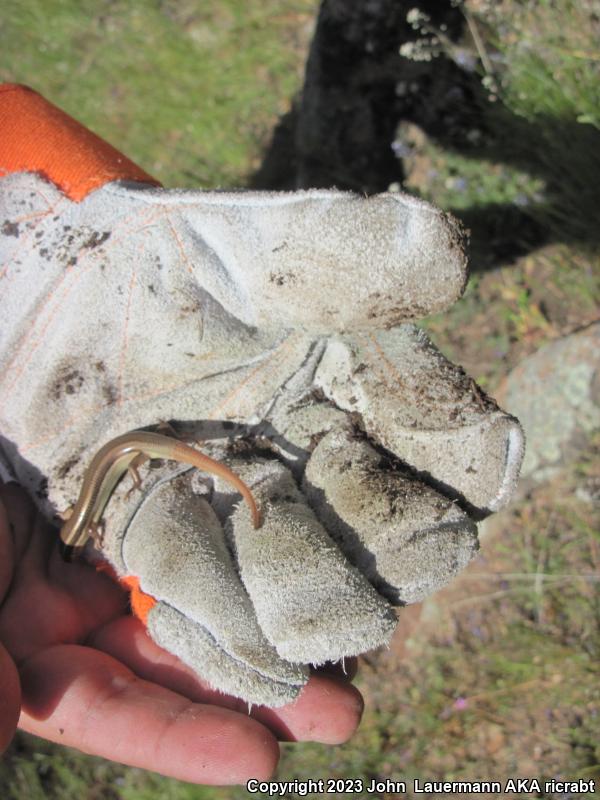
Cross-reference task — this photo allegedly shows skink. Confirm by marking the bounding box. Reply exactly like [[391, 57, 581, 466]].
[[59, 431, 260, 556]]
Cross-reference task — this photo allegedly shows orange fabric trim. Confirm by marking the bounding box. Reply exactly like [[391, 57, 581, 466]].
[[95, 561, 158, 625], [0, 83, 160, 201], [120, 574, 158, 625]]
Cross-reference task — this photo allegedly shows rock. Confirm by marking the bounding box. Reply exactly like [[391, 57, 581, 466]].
[[500, 323, 600, 485]]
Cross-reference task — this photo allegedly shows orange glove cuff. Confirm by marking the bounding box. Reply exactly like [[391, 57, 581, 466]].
[[0, 83, 160, 201]]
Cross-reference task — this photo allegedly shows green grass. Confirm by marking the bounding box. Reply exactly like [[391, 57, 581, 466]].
[[0, 735, 224, 800], [0, 0, 316, 188]]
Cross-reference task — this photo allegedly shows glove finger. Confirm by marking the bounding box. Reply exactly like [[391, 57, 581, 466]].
[[214, 458, 397, 665], [303, 426, 478, 605], [167, 187, 467, 331], [147, 603, 302, 708], [315, 324, 525, 513], [114, 473, 307, 707]]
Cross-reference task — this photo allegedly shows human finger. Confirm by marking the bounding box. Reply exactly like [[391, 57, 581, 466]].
[[18, 643, 279, 784], [90, 616, 363, 744]]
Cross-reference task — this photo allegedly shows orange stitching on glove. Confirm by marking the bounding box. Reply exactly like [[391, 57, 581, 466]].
[[0, 83, 160, 201]]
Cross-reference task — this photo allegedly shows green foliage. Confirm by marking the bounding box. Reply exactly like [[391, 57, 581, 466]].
[[484, 0, 600, 129], [471, 0, 600, 243]]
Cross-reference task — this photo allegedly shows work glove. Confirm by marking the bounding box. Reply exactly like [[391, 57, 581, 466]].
[[0, 85, 524, 707]]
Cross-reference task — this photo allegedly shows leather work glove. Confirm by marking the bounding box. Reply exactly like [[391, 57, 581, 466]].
[[0, 85, 524, 707]]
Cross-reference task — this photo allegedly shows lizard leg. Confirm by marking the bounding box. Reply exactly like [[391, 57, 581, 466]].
[[126, 452, 149, 498], [89, 520, 105, 548]]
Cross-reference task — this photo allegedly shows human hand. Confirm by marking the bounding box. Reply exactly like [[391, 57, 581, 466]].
[[0, 482, 362, 783], [0, 85, 524, 709]]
